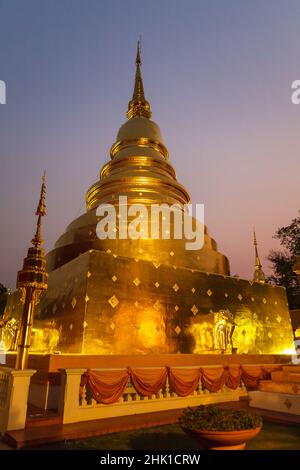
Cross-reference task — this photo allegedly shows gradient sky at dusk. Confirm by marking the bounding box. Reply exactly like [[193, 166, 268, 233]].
[[0, 0, 299, 288]]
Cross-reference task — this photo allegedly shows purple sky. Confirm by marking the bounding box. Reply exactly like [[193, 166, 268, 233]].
[[0, 0, 300, 288]]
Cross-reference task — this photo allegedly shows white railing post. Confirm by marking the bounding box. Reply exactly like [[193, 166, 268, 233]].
[[58, 368, 86, 424], [2, 368, 36, 432]]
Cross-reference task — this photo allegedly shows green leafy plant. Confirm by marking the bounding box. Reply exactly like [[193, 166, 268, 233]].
[[179, 405, 262, 432]]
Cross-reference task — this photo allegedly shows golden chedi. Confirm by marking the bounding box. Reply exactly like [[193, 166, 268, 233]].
[[4, 44, 294, 356], [46, 43, 229, 276]]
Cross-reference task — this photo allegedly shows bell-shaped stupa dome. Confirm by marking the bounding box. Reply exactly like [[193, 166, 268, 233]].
[[46, 42, 230, 276]]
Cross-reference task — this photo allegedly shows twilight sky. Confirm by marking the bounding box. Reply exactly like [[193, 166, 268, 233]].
[[0, 0, 299, 288]]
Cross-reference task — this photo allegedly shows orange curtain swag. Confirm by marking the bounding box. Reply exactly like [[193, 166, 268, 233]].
[[129, 367, 168, 397], [169, 367, 202, 397], [82, 369, 129, 405]]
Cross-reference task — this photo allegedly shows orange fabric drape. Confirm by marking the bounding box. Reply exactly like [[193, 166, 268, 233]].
[[80, 363, 278, 404], [241, 365, 263, 389], [83, 369, 129, 404], [225, 365, 242, 390], [129, 367, 168, 397], [201, 367, 226, 392], [169, 367, 202, 397]]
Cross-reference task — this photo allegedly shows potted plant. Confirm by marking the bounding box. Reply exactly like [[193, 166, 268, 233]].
[[179, 404, 262, 450]]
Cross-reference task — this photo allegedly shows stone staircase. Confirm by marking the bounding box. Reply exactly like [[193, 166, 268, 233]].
[[259, 366, 300, 395], [250, 365, 300, 416]]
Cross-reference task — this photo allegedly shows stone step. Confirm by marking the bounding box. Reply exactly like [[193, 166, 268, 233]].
[[271, 371, 300, 382], [26, 414, 62, 428], [249, 390, 300, 416], [282, 365, 300, 373], [259, 380, 300, 395]]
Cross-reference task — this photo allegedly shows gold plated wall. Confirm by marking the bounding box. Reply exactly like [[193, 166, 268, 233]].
[[7, 248, 291, 356]]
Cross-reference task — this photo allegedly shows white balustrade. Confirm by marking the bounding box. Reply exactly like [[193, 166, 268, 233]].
[[58, 366, 248, 424]]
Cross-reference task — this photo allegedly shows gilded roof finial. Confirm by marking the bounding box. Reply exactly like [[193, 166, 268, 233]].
[[31, 172, 46, 248], [127, 40, 152, 119], [16, 173, 48, 369], [253, 228, 265, 284], [136, 37, 141, 65]]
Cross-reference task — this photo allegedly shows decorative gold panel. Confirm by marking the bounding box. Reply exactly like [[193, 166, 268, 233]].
[[284, 399, 292, 409], [175, 326, 181, 335], [191, 305, 199, 316], [108, 295, 119, 308], [133, 277, 141, 287]]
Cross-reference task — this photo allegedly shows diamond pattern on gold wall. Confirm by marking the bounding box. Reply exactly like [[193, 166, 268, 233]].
[[108, 295, 119, 308], [191, 305, 199, 315], [133, 277, 141, 287]]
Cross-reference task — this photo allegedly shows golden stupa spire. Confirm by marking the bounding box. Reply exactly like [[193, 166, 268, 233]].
[[16, 173, 48, 369], [127, 40, 152, 119], [253, 228, 265, 283], [31, 172, 46, 248]]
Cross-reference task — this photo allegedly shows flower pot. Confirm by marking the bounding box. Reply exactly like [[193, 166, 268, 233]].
[[182, 426, 261, 450]]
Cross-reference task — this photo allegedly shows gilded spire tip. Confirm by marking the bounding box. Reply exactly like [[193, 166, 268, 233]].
[[136, 39, 141, 65], [32, 173, 46, 247], [253, 228, 257, 246], [252, 228, 265, 283], [127, 40, 152, 120]]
